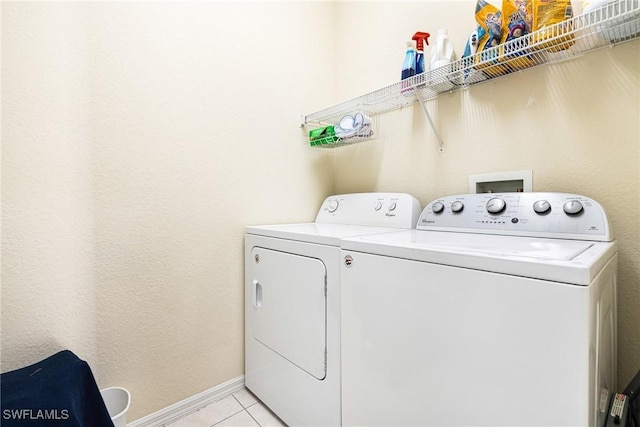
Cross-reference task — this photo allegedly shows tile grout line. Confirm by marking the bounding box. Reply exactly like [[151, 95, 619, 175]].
[[204, 394, 250, 427], [209, 405, 248, 426], [230, 394, 262, 427]]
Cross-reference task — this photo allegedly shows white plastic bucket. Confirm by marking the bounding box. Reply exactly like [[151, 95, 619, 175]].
[[100, 387, 131, 427]]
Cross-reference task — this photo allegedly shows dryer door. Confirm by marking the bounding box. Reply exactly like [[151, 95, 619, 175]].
[[250, 247, 327, 380]]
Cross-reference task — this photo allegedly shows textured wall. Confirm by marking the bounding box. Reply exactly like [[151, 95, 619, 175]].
[[333, 1, 640, 389], [3, 1, 639, 422], [1, 1, 335, 420]]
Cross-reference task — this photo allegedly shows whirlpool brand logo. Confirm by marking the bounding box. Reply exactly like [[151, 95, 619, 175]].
[[3, 409, 70, 420]]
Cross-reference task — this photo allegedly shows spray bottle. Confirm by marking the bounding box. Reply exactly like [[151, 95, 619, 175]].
[[412, 32, 430, 75], [459, 27, 486, 84], [401, 41, 416, 81], [462, 28, 480, 58]]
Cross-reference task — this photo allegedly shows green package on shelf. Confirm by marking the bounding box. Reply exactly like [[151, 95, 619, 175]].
[[309, 125, 338, 146]]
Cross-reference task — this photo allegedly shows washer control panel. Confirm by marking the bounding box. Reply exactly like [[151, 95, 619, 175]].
[[418, 193, 612, 241], [316, 193, 422, 228]]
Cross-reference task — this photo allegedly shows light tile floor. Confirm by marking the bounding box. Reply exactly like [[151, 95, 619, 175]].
[[165, 388, 287, 427]]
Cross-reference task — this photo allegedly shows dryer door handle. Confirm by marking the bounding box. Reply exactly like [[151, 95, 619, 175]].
[[253, 280, 262, 308]]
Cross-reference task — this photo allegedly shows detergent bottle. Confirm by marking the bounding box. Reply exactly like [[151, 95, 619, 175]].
[[582, 0, 613, 13], [412, 32, 430, 75], [430, 28, 455, 71]]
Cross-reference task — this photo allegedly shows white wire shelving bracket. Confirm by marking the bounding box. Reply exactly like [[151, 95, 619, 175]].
[[416, 90, 445, 153], [301, 0, 640, 149]]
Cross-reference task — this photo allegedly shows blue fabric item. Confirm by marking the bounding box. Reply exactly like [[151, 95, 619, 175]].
[[1, 350, 114, 427]]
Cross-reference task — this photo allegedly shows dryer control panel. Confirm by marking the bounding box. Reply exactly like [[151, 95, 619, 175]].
[[418, 193, 613, 241], [316, 193, 421, 228]]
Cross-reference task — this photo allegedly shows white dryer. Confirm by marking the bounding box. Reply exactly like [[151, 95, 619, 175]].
[[245, 193, 421, 426], [341, 192, 617, 427]]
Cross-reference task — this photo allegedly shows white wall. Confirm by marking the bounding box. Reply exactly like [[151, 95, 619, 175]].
[[2, 0, 639, 422], [1, 1, 336, 419], [333, 0, 640, 389]]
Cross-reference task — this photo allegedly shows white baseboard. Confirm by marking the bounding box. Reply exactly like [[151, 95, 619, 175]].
[[127, 375, 245, 427]]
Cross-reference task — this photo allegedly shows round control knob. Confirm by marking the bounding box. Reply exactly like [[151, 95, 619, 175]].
[[327, 200, 339, 213], [563, 200, 584, 216], [451, 201, 464, 213], [388, 202, 397, 212], [486, 198, 506, 214], [533, 200, 551, 215], [432, 202, 445, 214], [374, 201, 383, 211]]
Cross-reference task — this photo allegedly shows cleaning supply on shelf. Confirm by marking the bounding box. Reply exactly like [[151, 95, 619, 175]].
[[500, 0, 536, 70], [462, 28, 480, 62], [430, 29, 455, 71], [429, 28, 456, 91], [475, 0, 510, 77], [412, 32, 430, 75], [531, 0, 575, 51], [459, 27, 488, 84], [401, 40, 416, 80], [334, 112, 373, 139], [309, 126, 338, 146], [582, 0, 614, 12]]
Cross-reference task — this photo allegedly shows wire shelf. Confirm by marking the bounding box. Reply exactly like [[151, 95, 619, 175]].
[[302, 0, 640, 147], [307, 111, 378, 148]]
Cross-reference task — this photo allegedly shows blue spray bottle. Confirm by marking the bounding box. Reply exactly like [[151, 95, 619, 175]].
[[401, 41, 416, 81], [412, 32, 430, 75]]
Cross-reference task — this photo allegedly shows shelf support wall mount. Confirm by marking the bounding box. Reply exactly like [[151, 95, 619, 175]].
[[415, 92, 445, 153]]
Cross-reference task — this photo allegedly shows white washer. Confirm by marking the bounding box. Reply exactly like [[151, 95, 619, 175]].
[[245, 193, 421, 426], [341, 192, 617, 427]]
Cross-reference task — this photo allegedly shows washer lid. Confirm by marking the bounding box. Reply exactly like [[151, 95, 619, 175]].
[[341, 230, 617, 285], [403, 231, 593, 260], [246, 223, 406, 246]]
